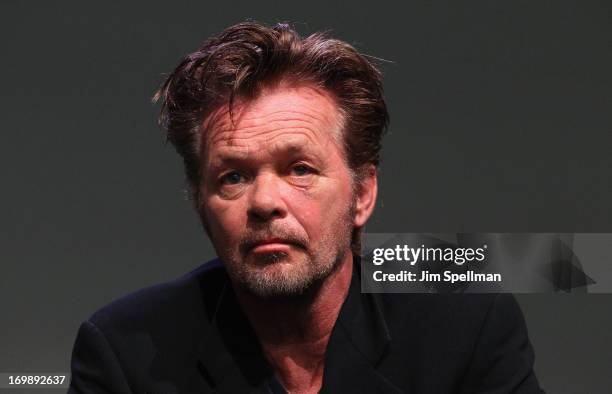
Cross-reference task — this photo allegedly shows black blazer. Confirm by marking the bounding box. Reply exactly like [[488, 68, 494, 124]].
[[68, 256, 544, 393]]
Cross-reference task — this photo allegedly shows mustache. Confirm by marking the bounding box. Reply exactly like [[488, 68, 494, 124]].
[[239, 227, 308, 254]]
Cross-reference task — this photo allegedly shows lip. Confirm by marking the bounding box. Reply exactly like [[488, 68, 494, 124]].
[[250, 239, 293, 254]]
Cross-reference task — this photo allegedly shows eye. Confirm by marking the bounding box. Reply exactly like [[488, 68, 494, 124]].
[[291, 164, 314, 176], [220, 170, 244, 185]]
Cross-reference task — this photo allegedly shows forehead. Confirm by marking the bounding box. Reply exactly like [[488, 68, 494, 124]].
[[202, 85, 344, 159]]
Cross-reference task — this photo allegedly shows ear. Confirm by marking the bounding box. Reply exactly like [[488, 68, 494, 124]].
[[353, 165, 378, 228]]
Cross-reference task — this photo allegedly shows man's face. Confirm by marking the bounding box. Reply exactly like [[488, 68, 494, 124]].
[[198, 84, 371, 298]]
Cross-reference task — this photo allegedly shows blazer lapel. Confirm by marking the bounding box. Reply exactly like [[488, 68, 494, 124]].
[[321, 257, 405, 394], [196, 268, 273, 393]]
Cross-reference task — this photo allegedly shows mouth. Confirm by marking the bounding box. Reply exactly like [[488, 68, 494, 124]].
[[248, 238, 299, 254]]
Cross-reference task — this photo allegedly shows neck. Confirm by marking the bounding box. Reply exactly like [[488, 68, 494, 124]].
[[234, 251, 354, 393]]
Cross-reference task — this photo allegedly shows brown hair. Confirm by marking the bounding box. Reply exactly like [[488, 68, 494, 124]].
[[154, 21, 388, 195], [153, 21, 389, 254]]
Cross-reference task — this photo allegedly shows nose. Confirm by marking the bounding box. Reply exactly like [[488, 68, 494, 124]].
[[247, 172, 288, 222]]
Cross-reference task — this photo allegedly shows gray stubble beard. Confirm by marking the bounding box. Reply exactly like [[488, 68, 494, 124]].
[[226, 198, 357, 299]]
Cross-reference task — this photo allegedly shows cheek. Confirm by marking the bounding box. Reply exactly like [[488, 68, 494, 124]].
[[203, 196, 247, 242], [288, 197, 323, 236], [287, 178, 353, 237]]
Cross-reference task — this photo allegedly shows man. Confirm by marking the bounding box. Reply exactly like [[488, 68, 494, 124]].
[[69, 21, 543, 393]]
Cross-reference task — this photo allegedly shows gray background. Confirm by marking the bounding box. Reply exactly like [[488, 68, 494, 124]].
[[1, 1, 610, 393]]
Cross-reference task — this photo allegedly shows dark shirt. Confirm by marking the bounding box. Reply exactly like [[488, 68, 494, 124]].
[[69, 254, 544, 393], [266, 374, 288, 394]]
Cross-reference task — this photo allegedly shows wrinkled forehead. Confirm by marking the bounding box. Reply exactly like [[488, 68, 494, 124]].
[[200, 85, 345, 158]]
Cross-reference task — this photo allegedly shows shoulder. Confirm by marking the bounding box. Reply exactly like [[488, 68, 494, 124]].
[[69, 260, 229, 392], [376, 293, 541, 392], [86, 258, 227, 344], [378, 292, 526, 365]]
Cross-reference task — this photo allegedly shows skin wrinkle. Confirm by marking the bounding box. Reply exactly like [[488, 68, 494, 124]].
[[204, 133, 345, 190], [203, 100, 345, 191], [216, 109, 331, 128], [210, 119, 333, 147], [215, 128, 317, 141], [212, 129, 320, 151], [209, 135, 326, 169], [208, 144, 336, 203], [205, 126, 335, 175], [202, 84, 346, 164]]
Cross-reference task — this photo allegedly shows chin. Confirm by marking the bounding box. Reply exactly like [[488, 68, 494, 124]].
[[249, 255, 307, 280], [241, 257, 316, 298]]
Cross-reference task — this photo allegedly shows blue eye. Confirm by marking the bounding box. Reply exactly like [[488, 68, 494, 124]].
[[221, 171, 243, 185], [292, 164, 312, 176]]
